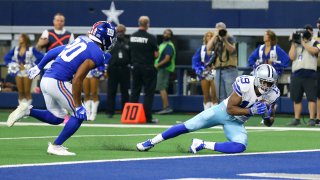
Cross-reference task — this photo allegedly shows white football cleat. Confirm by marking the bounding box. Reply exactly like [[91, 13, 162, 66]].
[[136, 139, 154, 151], [189, 138, 205, 154], [47, 142, 76, 156], [7, 103, 32, 127]]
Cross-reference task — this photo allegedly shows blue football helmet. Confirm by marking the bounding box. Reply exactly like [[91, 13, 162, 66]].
[[88, 21, 117, 51]]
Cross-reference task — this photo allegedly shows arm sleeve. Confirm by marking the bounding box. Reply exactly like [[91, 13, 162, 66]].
[[151, 36, 158, 52], [248, 47, 259, 67], [163, 45, 174, 57], [37, 45, 66, 69], [32, 47, 44, 65], [275, 45, 290, 68], [4, 49, 15, 65]]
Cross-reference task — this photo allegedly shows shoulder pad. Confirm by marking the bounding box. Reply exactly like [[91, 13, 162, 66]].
[[233, 76, 251, 96]]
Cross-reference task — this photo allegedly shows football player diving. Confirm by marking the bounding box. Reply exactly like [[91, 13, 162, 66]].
[[7, 21, 117, 156], [137, 64, 279, 154]]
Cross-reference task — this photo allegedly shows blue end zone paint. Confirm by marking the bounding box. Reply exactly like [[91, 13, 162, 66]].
[[1, 151, 319, 180]]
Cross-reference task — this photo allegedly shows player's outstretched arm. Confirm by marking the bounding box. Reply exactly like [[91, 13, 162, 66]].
[[226, 92, 252, 116], [37, 45, 66, 69], [72, 59, 96, 107]]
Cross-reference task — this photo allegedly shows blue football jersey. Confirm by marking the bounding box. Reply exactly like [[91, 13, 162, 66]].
[[44, 36, 108, 81]]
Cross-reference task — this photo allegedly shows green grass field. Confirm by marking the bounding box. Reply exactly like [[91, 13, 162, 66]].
[[0, 110, 319, 166]]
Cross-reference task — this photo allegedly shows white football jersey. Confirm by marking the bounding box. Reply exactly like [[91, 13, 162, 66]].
[[223, 75, 280, 122]]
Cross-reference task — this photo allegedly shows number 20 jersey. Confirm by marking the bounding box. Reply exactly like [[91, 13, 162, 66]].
[[44, 36, 107, 81], [223, 75, 280, 122]]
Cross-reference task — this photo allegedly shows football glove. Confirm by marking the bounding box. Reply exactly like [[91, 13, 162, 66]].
[[75, 105, 87, 120], [262, 104, 274, 127], [249, 101, 267, 115], [28, 65, 41, 79]]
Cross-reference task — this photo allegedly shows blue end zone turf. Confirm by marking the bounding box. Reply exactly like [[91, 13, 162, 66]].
[[1, 151, 319, 179]]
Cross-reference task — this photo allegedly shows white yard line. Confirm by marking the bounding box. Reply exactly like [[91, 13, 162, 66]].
[[0, 129, 273, 140], [1, 122, 320, 131], [0, 149, 319, 169], [238, 173, 320, 180]]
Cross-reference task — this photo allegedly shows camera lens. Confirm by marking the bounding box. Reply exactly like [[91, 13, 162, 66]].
[[219, 29, 227, 37]]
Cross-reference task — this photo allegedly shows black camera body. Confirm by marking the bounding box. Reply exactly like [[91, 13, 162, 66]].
[[218, 29, 227, 37], [292, 29, 312, 44]]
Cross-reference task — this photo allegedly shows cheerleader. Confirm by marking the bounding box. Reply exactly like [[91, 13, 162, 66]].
[[192, 31, 218, 110], [83, 66, 105, 121], [248, 30, 290, 76], [4, 34, 44, 105]]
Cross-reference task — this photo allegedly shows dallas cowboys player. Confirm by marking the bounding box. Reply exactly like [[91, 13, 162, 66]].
[[137, 64, 279, 154], [7, 21, 117, 156]]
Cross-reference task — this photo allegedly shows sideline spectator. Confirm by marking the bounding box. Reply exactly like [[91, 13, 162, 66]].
[[4, 33, 43, 105], [155, 29, 176, 115], [37, 13, 74, 69], [130, 16, 159, 123], [248, 30, 290, 77], [192, 31, 218, 110], [287, 24, 320, 126], [207, 22, 238, 102], [106, 24, 131, 118]]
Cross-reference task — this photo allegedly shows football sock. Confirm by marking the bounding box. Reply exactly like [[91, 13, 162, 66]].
[[214, 142, 246, 153], [84, 100, 92, 116], [26, 99, 32, 106], [90, 101, 99, 120], [30, 109, 64, 125], [54, 116, 84, 145], [151, 134, 164, 144], [161, 124, 189, 140], [203, 141, 216, 150]]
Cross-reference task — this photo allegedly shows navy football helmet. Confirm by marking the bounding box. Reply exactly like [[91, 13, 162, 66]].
[[88, 21, 117, 51]]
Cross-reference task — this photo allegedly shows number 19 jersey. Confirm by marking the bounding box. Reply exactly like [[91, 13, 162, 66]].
[[44, 36, 107, 81], [223, 75, 280, 122]]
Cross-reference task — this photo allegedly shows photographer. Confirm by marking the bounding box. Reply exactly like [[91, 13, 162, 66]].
[[207, 22, 238, 102], [287, 24, 320, 126]]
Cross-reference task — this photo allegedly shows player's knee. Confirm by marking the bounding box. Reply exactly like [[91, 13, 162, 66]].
[[233, 142, 246, 153], [225, 142, 246, 153]]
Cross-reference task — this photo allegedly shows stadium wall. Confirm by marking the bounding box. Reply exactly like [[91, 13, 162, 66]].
[[0, 1, 319, 28], [0, 92, 309, 115]]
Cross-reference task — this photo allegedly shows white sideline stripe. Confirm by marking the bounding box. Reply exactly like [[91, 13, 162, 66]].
[[0, 149, 319, 169], [238, 173, 320, 180], [1, 122, 320, 131], [0, 129, 272, 140]]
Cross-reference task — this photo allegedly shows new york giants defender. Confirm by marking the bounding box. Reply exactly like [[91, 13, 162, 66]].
[[7, 21, 117, 156], [137, 64, 279, 154]]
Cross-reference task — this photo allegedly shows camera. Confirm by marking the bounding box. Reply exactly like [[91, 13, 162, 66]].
[[218, 29, 227, 37], [292, 29, 312, 44]]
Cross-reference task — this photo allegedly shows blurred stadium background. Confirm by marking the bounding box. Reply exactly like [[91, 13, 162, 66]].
[[1, 0, 319, 112], [0, 0, 320, 179]]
